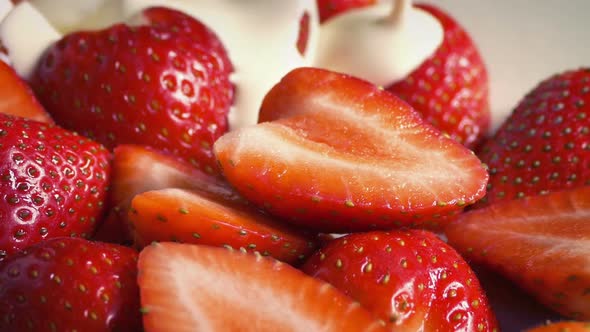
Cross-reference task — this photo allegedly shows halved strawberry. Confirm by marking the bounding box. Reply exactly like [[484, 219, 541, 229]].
[[128, 188, 317, 265], [302, 230, 498, 331], [0, 237, 141, 331], [525, 321, 590, 332], [317, 0, 376, 23], [138, 242, 387, 332], [0, 60, 51, 123], [93, 144, 236, 244], [445, 186, 590, 320], [217, 67, 488, 232]]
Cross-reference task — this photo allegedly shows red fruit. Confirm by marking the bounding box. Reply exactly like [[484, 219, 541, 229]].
[[302, 230, 498, 331], [317, 0, 376, 23], [217, 67, 488, 233], [476, 68, 590, 207], [0, 61, 52, 123], [445, 186, 590, 320], [94, 144, 236, 244], [128, 188, 317, 264], [138, 242, 386, 332], [30, 7, 234, 175], [526, 321, 590, 332], [0, 114, 110, 260], [387, 4, 490, 149], [0, 237, 141, 332]]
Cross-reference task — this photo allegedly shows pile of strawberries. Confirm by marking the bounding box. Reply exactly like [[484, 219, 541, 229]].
[[0, 1, 588, 331]]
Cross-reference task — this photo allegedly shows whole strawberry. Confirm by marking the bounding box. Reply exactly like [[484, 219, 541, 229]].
[[0, 114, 110, 260], [0, 237, 141, 332], [302, 230, 498, 330], [30, 6, 234, 175], [476, 68, 590, 207], [387, 4, 490, 149]]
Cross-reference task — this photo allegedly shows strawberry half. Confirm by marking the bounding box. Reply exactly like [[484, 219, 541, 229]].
[[30, 6, 234, 175], [0, 60, 51, 123], [0, 237, 141, 331], [476, 68, 590, 207], [217, 67, 488, 232], [387, 4, 490, 149], [0, 114, 110, 260], [526, 321, 590, 332], [317, 0, 376, 23], [138, 242, 386, 332], [93, 144, 236, 244], [128, 188, 317, 264], [445, 186, 590, 320], [302, 230, 498, 330]]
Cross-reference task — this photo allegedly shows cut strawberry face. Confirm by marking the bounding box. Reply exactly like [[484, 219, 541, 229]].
[[302, 230, 498, 331], [0, 114, 110, 260], [216, 67, 488, 232], [30, 6, 234, 175], [138, 242, 387, 332], [445, 186, 590, 320], [0, 61, 51, 123], [476, 68, 590, 207], [0, 237, 141, 332], [129, 188, 318, 265]]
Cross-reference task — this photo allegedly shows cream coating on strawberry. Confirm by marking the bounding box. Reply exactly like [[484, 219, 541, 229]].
[[314, 0, 443, 86]]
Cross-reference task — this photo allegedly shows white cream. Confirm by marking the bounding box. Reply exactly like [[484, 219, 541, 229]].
[[123, 0, 320, 130], [0, 2, 61, 79], [314, 0, 443, 87], [0, 0, 12, 22]]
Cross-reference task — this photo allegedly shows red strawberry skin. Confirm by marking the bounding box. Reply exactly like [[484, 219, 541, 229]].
[[302, 230, 498, 331], [476, 68, 590, 207], [317, 0, 376, 23], [0, 237, 141, 332], [30, 7, 234, 175], [387, 4, 490, 149], [0, 114, 110, 260]]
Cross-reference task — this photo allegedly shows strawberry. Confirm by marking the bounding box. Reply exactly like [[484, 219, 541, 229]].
[[0, 114, 110, 260], [30, 6, 234, 175], [387, 4, 490, 149], [217, 67, 488, 233], [317, 0, 376, 23], [128, 188, 318, 265], [0, 60, 51, 123], [138, 242, 387, 332], [0, 237, 141, 331], [476, 68, 590, 207], [302, 230, 498, 331], [445, 186, 590, 320], [93, 144, 236, 244], [525, 321, 590, 332]]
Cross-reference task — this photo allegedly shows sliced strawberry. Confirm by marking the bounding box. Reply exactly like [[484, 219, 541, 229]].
[[30, 7, 234, 175], [94, 144, 236, 244], [0, 114, 110, 260], [0, 60, 51, 123], [0, 237, 141, 331], [218, 67, 488, 232], [445, 186, 590, 320], [302, 230, 498, 330], [387, 4, 490, 149], [317, 0, 376, 23], [138, 242, 387, 332], [525, 321, 590, 332], [476, 68, 590, 207], [128, 188, 317, 265]]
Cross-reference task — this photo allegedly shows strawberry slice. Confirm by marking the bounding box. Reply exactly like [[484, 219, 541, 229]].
[[129, 188, 317, 264], [526, 321, 590, 332], [317, 0, 376, 23], [0, 61, 51, 123], [138, 242, 387, 332], [302, 230, 498, 331], [445, 186, 590, 320], [217, 67, 488, 232], [94, 144, 236, 244], [30, 7, 234, 175], [0, 237, 141, 331]]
